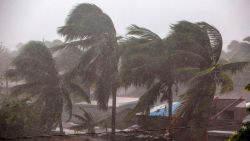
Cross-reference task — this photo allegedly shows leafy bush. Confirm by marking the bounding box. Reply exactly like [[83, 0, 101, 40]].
[[0, 98, 42, 138]]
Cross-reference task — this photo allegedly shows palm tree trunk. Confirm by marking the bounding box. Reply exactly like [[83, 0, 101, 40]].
[[111, 83, 117, 141], [192, 80, 216, 141], [59, 116, 64, 134], [168, 86, 173, 141], [146, 106, 150, 115], [191, 113, 209, 141]]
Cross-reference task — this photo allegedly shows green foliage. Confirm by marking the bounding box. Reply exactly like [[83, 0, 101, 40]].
[[217, 72, 234, 94], [161, 21, 248, 141], [7, 41, 90, 133], [0, 99, 42, 138], [225, 122, 250, 141], [121, 24, 179, 119], [245, 83, 250, 91], [57, 3, 115, 43], [56, 3, 118, 111], [226, 84, 250, 141], [12, 41, 57, 83]]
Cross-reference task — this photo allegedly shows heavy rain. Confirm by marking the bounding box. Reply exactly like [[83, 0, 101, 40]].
[[0, 0, 250, 141]]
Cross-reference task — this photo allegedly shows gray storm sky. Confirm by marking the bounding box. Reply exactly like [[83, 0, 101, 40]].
[[0, 0, 250, 50]]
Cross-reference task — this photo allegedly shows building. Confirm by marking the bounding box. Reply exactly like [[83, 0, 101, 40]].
[[62, 97, 138, 127], [135, 92, 250, 141]]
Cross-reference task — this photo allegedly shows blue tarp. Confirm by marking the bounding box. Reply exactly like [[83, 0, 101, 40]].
[[149, 102, 181, 116]]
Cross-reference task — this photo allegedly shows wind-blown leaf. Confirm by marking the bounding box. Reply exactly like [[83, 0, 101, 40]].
[[50, 39, 94, 52], [218, 62, 249, 74], [216, 72, 234, 94], [197, 22, 223, 64], [72, 107, 95, 133], [79, 107, 94, 122], [188, 66, 215, 84], [127, 24, 161, 41], [58, 3, 115, 41], [166, 21, 212, 64], [127, 82, 162, 117]]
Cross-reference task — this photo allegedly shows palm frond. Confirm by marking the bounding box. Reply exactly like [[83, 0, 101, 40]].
[[128, 82, 162, 117], [218, 62, 249, 74], [72, 108, 95, 133], [120, 44, 164, 87], [197, 22, 223, 64], [188, 66, 215, 84], [127, 24, 161, 41], [79, 107, 94, 122], [166, 21, 212, 64], [50, 38, 94, 52], [216, 72, 233, 94], [58, 3, 115, 41]]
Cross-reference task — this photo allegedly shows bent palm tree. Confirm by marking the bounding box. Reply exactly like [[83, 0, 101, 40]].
[[120, 25, 174, 115], [120, 25, 191, 140], [55, 3, 119, 137], [167, 21, 249, 141], [8, 41, 90, 134]]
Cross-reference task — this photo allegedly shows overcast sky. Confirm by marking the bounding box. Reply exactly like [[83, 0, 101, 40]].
[[0, 0, 250, 50]]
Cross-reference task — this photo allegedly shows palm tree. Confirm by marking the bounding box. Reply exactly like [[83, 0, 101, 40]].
[[120, 23, 215, 139], [167, 21, 249, 141], [8, 41, 90, 134], [54, 3, 119, 137], [121, 21, 248, 140], [120, 25, 188, 139], [120, 25, 172, 112]]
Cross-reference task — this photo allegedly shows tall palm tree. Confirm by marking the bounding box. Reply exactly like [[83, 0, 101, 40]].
[[54, 3, 119, 137], [120, 25, 189, 139], [167, 21, 249, 141], [120, 23, 210, 139], [8, 41, 90, 134]]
